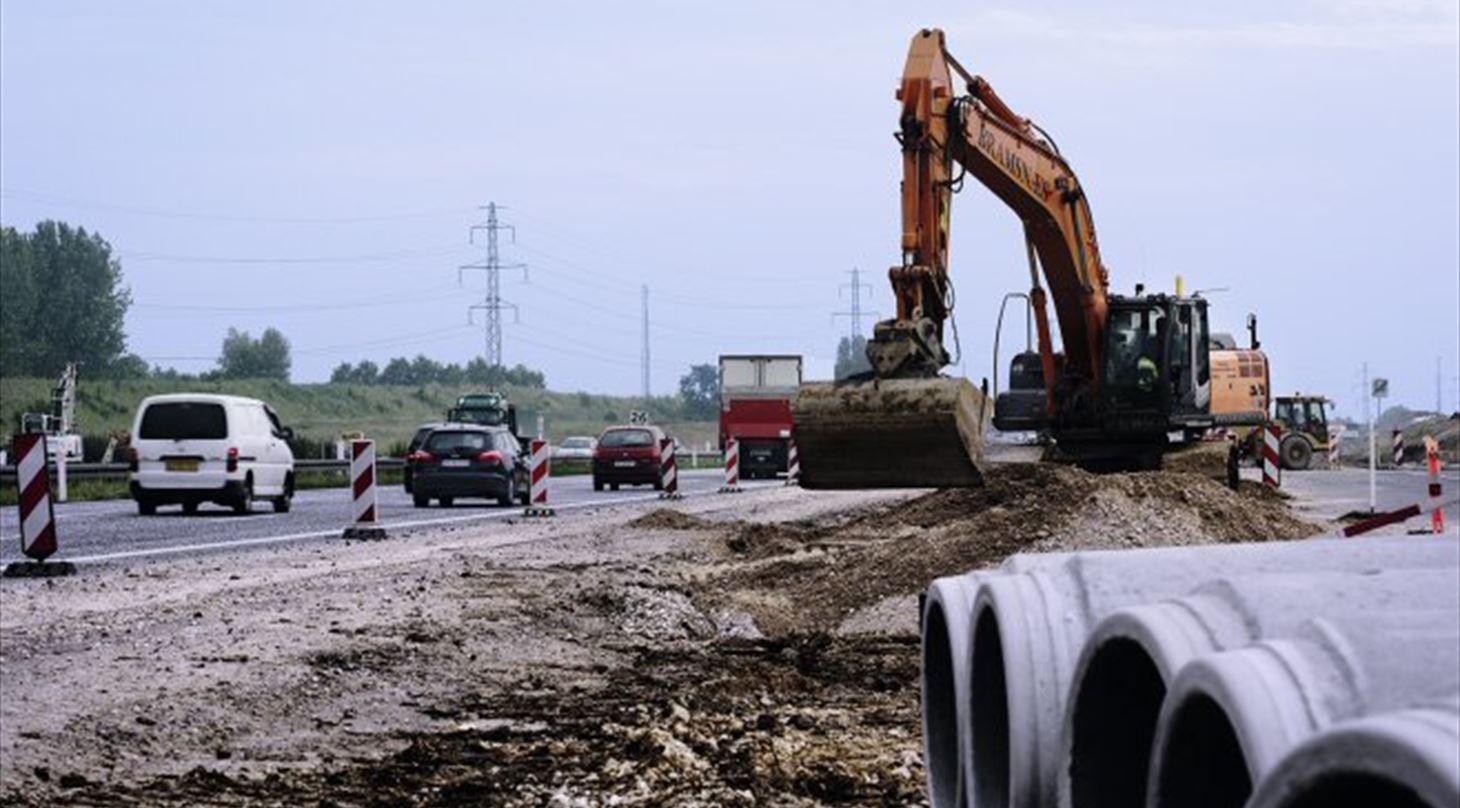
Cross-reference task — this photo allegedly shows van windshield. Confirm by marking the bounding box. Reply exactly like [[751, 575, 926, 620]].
[[139, 402, 228, 440], [600, 429, 653, 448]]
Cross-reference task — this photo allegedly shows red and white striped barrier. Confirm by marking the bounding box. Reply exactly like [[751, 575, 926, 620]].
[[658, 437, 681, 499], [1262, 423, 1281, 489], [1392, 430, 1404, 467], [343, 439, 386, 539], [1426, 437, 1446, 534], [1328, 424, 1344, 468], [785, 438, 800, 486], [3, 434, 74, 577], [525, 438, 555, 516], [720, 437, 742, 493]]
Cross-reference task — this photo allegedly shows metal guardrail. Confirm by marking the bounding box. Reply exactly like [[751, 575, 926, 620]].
[[0, 457, 404, 482]]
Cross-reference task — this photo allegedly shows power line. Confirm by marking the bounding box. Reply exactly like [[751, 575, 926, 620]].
[[0, 187, 473, 224], [119, 245, 469, 265], [459, 202, 527, 370], [642, 285, 651, 399], [832, 267, 879, 341]]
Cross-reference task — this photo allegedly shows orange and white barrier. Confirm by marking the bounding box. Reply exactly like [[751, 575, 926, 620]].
[[1426, 437, 1446, 534], [658, 437, 681, 499], [343, 439, 386, 539], [1262, 424, 1281, 489], [720, 437, 742, 493], [3, 434, 74, 576], [786, 438, 800, 486], [525, 438, 555, 516]]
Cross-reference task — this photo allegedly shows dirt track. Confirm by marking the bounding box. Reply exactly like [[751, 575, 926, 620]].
[[0, 466, 1321, 806]]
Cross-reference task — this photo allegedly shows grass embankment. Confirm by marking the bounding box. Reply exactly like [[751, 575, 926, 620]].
[[0, 377, 718, 457]]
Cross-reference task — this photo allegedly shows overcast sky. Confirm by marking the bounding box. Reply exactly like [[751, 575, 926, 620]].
[[2, 1, 1457, 414]]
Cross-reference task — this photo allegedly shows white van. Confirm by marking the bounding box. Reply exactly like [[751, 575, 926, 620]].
[[128, 394, 296, 515]]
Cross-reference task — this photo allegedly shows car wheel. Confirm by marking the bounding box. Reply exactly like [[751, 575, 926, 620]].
[[272, 496, 291, 513], [498, 477, 514, 508], [182, 501, 199, 515], [137, 499, 157, 516], [232, 478, 254, 515], [593, 477, 604, 492], [440, 497, 455, 507], [653, 477, 663, 491], [413, 494, 430, 508], [610, 483, 620, 491]]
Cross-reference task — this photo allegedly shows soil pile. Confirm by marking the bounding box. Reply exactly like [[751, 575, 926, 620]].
[[693, 463, 1322, 634]]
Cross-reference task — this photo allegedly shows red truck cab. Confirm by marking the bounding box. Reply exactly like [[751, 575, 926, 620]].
[[718, 355, 802, 478]]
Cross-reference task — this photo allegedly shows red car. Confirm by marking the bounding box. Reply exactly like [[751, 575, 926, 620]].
[[592, 425, 667, 491]]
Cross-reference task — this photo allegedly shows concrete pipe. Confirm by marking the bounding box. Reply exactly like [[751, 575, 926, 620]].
[[1248, 699, 1460, 808], [1060, 568, 1460, 808], [922, 553, 1082, 808], [1146, 611, 1460, 808], [959, 535, 1458, 808]]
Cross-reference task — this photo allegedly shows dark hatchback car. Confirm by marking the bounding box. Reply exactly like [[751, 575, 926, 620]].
[[592, 425, 666, 491], [402, 422, 446, 494], [407, 425, 530, 507]]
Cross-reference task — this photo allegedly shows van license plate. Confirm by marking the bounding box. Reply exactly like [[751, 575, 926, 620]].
[[442, 459, 471, 468], [165, 459, 200, 472], [614, 460, 636, 468]]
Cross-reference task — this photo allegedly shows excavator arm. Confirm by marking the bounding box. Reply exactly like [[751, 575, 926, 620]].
[[880, 27, 1110, 403], [796, 28, 1110, 488]]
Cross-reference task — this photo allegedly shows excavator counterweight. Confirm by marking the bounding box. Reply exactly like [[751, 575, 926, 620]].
[[794, 377, 988, 488]]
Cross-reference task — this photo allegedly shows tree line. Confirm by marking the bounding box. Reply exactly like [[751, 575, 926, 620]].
[[330, 357, 545, 388]]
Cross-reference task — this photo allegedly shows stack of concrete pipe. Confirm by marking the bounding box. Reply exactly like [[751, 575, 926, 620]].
[[920, 535, 1460, 808]]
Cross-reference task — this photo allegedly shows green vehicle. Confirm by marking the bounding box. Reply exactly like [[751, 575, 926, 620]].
[[448, 392, 519, 434]]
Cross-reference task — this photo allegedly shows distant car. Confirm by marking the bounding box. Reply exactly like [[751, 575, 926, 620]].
[[553, 436, 598, 461], [408, 424, 531, 508], [128, 394, 295, 516], [403, 422, 447, 494], [592, 425, 666, 492]]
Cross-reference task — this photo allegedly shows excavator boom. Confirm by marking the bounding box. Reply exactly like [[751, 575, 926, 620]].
[[796, 28, 1118, 489]]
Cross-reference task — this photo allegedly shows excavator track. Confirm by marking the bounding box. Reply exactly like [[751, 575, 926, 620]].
[[793, 377, 988, 489]]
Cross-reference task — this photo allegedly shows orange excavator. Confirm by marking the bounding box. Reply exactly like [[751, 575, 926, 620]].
[[795, 29, 1265, 487]]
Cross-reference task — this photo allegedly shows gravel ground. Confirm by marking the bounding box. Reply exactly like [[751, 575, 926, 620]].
[[1, 463, 1323, 806]]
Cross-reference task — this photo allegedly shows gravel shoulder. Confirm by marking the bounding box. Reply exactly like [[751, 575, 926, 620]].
[[1, 464, 1322, 806]]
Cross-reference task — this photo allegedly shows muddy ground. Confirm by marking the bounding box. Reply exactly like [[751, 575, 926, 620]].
[[0, 465, 1320, 807]]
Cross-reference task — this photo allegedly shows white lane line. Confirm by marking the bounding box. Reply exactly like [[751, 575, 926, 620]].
[[29, 484, 768, 566]]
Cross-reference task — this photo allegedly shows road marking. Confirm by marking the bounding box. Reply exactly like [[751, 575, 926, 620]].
[[18, 483, 770, 566]]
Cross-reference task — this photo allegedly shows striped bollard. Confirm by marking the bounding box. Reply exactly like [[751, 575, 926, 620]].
[[1262, 423, 1282, 489], [785, 438, 800, 486], [719, 438, 743, 493], [3, 434, 75, 577], [524, 439, 555, 517], [1392, 430, 1405, 467], [343, 439, 386, 540], [658, 438, 681, 500], [1426, 437, 1446, 534], [1328, 424, 1344, 468]]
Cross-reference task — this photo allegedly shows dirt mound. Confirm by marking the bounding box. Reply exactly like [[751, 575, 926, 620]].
[[695, 463, 1322, 635], [61, 636, 924, 808], [629, 509, 714, 530]]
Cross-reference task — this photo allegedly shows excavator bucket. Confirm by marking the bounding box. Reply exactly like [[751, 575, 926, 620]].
[[793, 377, 989, 489]]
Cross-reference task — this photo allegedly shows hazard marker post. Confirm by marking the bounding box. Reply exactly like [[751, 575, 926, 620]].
[[785, 438, 800, 486], [658, 437, 681, 500], [524, 438, 555, 517], [342, 439, 386, 540], [719, 437, 743, 493], [3, 434, 76, 577], [1262, 423, 1282, 490], [1426, 436, 1446, 534], [1328, 424, 1344, 468], [1392, 430, 1405, 467]]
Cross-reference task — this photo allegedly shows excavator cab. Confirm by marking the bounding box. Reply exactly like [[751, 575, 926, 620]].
[[1098, 294, 1212, 437]]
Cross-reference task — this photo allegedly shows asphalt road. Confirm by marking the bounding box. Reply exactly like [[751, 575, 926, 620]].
[[0, 469, 769, 567], [1278, 466, 1460, 534]]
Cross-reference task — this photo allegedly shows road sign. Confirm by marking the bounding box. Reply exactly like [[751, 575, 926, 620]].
[[628, 410, 648, 425], [1372, 378, 1389, 399]]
